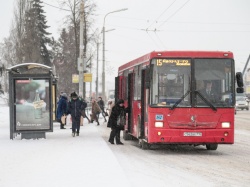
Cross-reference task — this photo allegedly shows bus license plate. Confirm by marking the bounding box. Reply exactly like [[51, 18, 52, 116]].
[[183, 132, 202, 137]]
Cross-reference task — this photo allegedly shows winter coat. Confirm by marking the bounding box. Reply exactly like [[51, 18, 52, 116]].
[[91, 101, 102, 115], [56, 96, 68, 120], [97, 99, 105, 111], [107, 103, 127, 128], [67, 98, 84, 119]]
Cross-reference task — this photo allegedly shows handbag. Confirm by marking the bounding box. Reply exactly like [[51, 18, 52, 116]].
[[61, 115, 66, 125], [116, 113, 125, 130]]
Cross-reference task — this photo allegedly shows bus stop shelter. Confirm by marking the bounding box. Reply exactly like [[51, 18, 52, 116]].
[[7, 63, 56, 140]]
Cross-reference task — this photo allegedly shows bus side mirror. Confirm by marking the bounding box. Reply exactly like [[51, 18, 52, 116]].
[[236, 72, 244, 88], [236, 87, 244, 93]]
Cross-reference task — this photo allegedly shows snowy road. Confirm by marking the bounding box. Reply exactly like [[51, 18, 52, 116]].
[[1, 105, 250, 187], [98, 110, 250, 187]]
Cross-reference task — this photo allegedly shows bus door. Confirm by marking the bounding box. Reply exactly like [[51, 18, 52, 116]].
[[115, 76, 119, 103], [127, 73, 134, 133], [115, 76, 124, 102], [140, 68, 150, 139]]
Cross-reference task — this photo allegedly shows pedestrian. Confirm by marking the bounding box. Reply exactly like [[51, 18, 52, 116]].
[[90, 99, 102, 126], [56, 92, 68, 129], [67, 92, 85, 137], [107, 99, 129, 145], [107, 100, 114, 116], [97, 96, 107, 122], [79, 96, 91, 123]]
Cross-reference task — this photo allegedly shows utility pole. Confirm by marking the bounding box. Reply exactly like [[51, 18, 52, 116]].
[[96, 42, 99, 98], [78, 1, 86, 97], [90, 56, 92, 99], [102, 8, 128, 101]]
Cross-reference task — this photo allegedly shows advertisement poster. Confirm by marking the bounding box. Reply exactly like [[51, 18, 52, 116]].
[[15, 79, 50, 131]]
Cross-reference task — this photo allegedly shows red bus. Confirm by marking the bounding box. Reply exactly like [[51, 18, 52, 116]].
[[116, 51, 244, 150]]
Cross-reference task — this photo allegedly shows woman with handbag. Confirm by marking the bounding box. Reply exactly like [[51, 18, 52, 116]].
[[107, 99, 128, 145]]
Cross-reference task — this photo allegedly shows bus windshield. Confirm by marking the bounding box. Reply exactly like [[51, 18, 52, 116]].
[[151, 59, 191, 107], [194, 59, 234, 108], [150, 58, 234, 108]]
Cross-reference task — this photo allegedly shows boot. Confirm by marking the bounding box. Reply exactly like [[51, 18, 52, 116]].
[[60, 125, 66, 129], [72, 132, 75, 137], [116, 142, 124, 145], [109, 140, 114, 144]]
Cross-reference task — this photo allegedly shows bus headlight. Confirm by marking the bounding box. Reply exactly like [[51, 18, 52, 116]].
[[222, 122, 230, 128], [155, 122, 163, 127]]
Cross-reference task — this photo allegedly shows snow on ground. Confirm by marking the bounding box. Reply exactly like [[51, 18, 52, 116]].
[[0, 104, 129, 187]]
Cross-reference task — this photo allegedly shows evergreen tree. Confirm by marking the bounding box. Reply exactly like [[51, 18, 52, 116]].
[[22, 0, 52, 66]]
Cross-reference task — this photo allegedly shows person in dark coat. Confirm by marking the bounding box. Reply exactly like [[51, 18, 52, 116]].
[[199, 80, 219, 102], [97, 97, 107, 122], [56, 92, 68, 129], [107, 99, 128, 145], [67, 92, 85, 137]]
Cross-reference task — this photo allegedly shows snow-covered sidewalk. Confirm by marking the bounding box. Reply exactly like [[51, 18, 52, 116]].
[[0, 106, 129, 187]]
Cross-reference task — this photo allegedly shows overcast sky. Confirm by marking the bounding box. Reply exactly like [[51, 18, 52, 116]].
[[1, 0, 250, 91]]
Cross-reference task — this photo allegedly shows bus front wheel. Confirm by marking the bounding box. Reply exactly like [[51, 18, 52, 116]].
[[206, 144, 218, 150], [140, 140, 150, 150]]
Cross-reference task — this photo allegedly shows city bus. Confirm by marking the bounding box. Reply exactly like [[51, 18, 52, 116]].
[[116, 51, 244, 150]]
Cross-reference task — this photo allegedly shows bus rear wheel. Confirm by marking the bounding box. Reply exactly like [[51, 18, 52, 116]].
[[206, 144, 218, 150]]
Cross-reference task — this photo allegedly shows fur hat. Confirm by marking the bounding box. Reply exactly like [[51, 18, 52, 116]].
[[117, 99, 124, 104], [61, 93, 67, 97]]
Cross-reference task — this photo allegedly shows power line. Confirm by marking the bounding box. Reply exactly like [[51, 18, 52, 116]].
[[158, 0, 190, 28], [43, 2, 71, 12], [145, 31, 161, 49], [154, 32, 166, 49], [104, 24, 250, 33], [146, 0, 177, 30]]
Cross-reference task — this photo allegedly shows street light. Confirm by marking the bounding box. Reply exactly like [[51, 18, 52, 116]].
[[96, 29, 115, 98], [102, 8, 128, 100]]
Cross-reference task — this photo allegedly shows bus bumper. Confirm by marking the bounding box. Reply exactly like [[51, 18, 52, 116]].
[[148, 129, 234, 144]]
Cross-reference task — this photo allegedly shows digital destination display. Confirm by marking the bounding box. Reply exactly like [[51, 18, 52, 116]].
[[156, 59, 191, 66]]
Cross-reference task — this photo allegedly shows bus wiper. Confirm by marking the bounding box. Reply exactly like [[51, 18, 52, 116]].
[[170, 90, 191, 110], [195, 90, 217, 111]]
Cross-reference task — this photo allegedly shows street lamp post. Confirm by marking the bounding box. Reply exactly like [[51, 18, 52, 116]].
[[102, 8, 128, 100]]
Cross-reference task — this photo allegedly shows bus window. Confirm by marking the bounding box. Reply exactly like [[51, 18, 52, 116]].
[[151, 59, 191, 107], [195, 59, 234, 107]]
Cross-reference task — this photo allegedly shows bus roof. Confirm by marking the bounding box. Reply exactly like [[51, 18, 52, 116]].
[[118, 50, 233, 73]]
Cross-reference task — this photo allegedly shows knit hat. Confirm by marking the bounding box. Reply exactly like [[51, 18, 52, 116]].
[[70, 92, 78, 98]]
